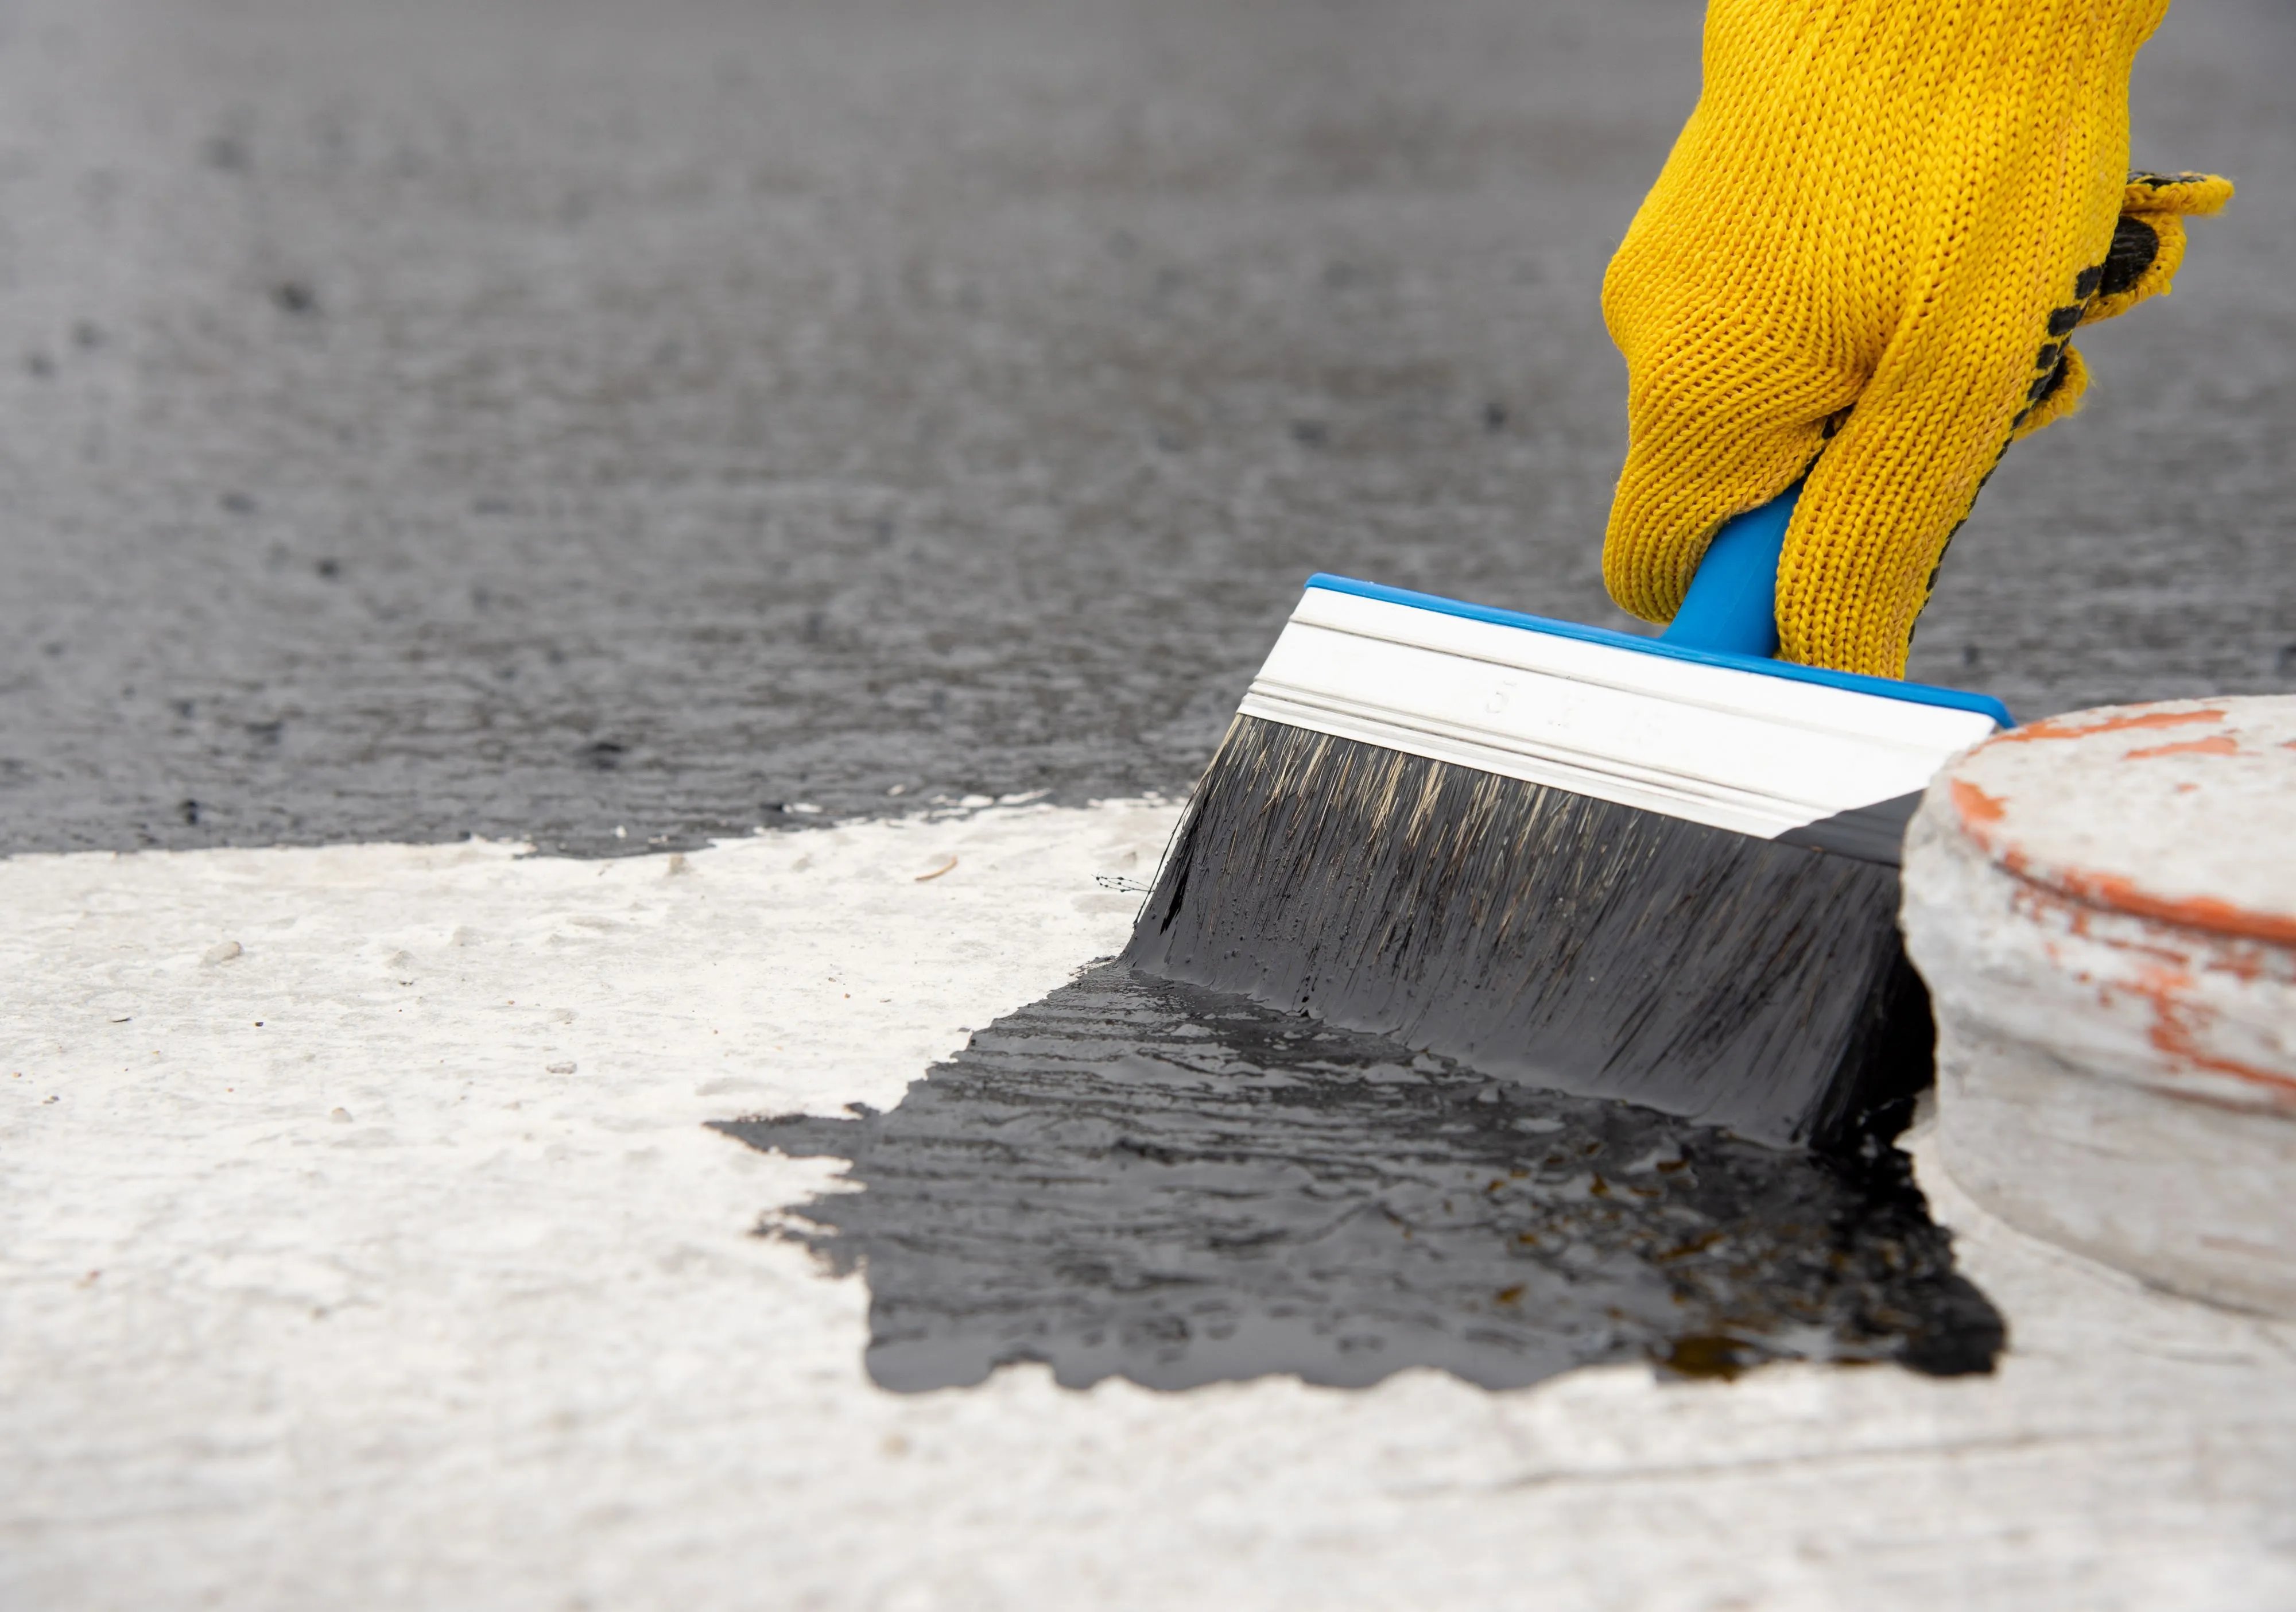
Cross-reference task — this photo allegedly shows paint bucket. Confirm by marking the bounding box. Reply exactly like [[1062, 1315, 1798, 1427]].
[[1901, 696, 2296, 1316]]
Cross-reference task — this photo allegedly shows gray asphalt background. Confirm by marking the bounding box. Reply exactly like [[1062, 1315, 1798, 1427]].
[[1, 0, 2289, 856]]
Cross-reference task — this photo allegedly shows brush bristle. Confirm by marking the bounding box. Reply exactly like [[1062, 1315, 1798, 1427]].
[[1122, 716, 1931, 1149]]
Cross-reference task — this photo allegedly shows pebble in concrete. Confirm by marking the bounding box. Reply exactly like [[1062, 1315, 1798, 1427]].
[[1902, 695, 2296, 1315]]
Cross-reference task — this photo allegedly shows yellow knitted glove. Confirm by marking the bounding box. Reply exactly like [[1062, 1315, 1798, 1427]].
[[2015, 172, 2235, 440], [1600, 0, 2233, 677]]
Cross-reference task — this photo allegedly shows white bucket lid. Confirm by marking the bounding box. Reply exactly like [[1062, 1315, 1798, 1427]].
[[1940, 696, 2296, 946]]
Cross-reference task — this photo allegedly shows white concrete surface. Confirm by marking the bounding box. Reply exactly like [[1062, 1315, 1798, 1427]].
[[1905, 697, 2296, 1315], [6, 803, 2295, 1610]]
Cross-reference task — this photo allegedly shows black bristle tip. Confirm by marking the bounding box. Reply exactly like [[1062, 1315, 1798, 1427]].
[[1122, 717, 1933, 1152]]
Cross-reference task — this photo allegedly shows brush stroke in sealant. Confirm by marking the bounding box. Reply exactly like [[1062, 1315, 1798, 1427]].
[[716, 964, 2002, 1394], [1123, 717, 1934, 1150]]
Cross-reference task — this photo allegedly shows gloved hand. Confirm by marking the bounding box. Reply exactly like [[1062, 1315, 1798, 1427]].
[[1600, 0, 2232, 677]]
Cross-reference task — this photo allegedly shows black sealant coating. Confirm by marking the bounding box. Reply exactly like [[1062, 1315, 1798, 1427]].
[[0, 0, 2290, 857], [1123, 720, 1932, 1150], [716, 964, 2002, 1393]]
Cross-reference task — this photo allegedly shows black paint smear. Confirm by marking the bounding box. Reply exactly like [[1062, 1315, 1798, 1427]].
[[714, 964, 2002, 1394]]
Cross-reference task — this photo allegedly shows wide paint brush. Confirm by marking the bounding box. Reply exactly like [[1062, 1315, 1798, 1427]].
[[1123, 489, 2011, 1150]]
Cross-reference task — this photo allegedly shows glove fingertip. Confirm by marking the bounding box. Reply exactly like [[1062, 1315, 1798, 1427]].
[[2123, 170, 2235, 217]]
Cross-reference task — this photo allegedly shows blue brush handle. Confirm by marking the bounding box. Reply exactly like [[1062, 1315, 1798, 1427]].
[[1658, 481, 1804, 660]]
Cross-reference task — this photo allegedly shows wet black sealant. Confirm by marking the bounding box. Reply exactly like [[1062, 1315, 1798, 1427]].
[[716, 964, 2002, 1395]]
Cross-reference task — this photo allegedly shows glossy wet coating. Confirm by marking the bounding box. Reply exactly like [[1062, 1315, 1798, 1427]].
[[0, 0, 2289, 856], [718, 964, 2002, 1393]]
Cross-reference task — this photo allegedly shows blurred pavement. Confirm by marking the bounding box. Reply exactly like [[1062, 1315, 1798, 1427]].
[[0, 0, 2287, 854]]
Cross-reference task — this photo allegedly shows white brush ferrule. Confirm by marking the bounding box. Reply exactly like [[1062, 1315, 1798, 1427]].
[[1236, 583, 2006, 842]]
